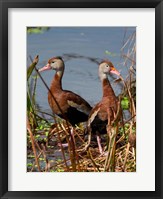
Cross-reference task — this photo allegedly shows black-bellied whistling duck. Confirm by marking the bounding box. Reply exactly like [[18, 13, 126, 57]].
[[39, 56, 92, 127], [85, 60, 120, 154]]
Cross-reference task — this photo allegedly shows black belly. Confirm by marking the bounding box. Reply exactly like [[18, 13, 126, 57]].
[[91, 115, 108, 135], [58, 107, 89, 126]]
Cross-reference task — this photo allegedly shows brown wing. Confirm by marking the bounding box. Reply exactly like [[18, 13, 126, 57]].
[[65, 91, 92, 115], [48, 89, 92, 125]]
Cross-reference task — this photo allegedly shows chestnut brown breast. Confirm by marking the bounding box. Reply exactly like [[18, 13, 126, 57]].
[[48, 71, 92, 126]]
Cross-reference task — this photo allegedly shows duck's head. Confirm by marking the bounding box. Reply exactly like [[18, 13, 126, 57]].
[[99, 60, 120, 80], [39, 56, 64, 72]]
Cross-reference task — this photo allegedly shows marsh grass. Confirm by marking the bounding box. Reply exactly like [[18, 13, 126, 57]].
[[27, 31, 136, 172]]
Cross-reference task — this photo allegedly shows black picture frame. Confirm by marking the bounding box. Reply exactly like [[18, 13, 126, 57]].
[[0, 0, 162, 198]]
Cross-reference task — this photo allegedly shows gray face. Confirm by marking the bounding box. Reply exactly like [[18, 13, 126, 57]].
[[39, 57, 64, 73], [99, 62, 111, 75], [98, 61, 120, 81], [49, 58, 64, 71]]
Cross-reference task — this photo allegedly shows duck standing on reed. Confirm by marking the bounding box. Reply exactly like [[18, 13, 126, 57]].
[[39, 56, 92, 129], [85, 60, 120, 154]]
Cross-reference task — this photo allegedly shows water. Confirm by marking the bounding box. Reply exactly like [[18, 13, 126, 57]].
[[27, 27, 135, 116]]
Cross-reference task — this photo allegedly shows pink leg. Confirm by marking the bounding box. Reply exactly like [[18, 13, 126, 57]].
[[96, 134, 103, 154], [58, 143, 68, 148], [70, 128, 75, 144]]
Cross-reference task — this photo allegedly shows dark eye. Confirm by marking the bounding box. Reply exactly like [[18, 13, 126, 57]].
[[51, 61, 55, 63], [106, 65, 109, 67]]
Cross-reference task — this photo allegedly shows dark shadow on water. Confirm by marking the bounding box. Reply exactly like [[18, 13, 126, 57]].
[[63, 53, 101, 65]]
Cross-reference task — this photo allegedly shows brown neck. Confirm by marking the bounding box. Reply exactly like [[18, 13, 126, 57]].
[[50, 71, 63, 93], [102, 78, 116, 97]]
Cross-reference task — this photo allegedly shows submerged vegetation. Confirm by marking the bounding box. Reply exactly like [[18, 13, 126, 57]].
[[27, 27, 50, 34], [27, 30, 136, 172]]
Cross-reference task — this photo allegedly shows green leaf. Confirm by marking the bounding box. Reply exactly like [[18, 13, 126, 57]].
[[27, 93, 32, 111], [35, 134, 40, 138], [39, 125, 43, 130], [39, 157, 45, 161], [27, 163, 33, 167], [27, 55, 39, 81], [121, 97, 129, 110], [105, 50, 118, 57], [45, 131, 49, 137]]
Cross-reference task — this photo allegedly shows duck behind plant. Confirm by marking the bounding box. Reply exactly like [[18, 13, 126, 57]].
[[85, 60, 120, 154]]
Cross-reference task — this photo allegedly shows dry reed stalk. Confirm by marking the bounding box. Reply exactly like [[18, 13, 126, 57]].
[[57, 125, 70, 171], [123, 115, 136, 125], [122, 142, 130, 172], [116, 124, 133, 144], [73, 128, 85, 143], [116, 134, 125, 144], [123, 55, 136, 64], [40, 143, 49, 172], [35, 141, 50, 172], [104, 101, 121, 171], [132, 147, 136, 162], [59, 123, 77, 171], [87, 149, 100, 172], [59, 123, 75, 168], [27, 115, 41, 172], [30, 152, 42, 172], [104, 126, 118, 172]]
